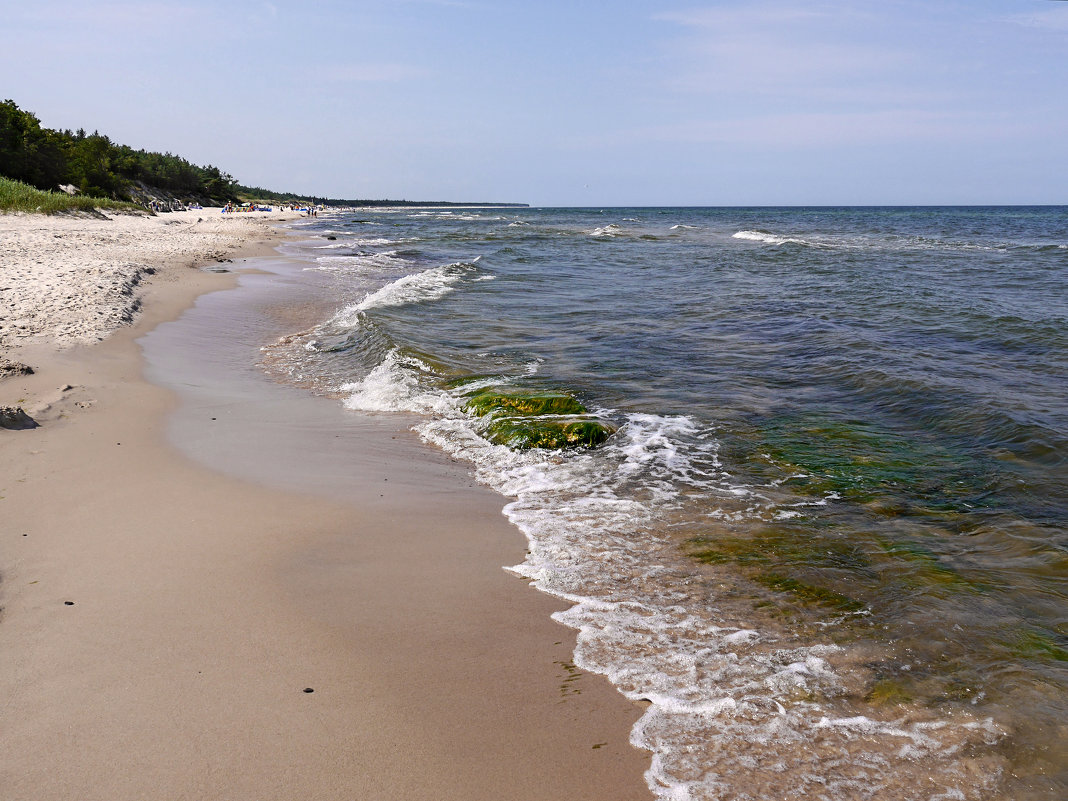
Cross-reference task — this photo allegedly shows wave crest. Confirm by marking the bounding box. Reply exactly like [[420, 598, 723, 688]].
[[732, 230, 808, 246], [333, 258, 484, 325]]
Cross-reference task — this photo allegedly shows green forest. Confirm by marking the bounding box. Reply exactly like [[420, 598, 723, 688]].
[[0, 99, 238, 204], [0, 100, 526, 211]]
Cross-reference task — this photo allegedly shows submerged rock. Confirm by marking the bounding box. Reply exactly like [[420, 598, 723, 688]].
[[463, 388, 588, 417], [484, 415, 616, 450], [462, 386, 615, 450], [0, 406, 39, 430]]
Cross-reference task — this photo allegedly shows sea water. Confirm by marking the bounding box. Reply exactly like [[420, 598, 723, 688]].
[[263, 206, 1067, 801]]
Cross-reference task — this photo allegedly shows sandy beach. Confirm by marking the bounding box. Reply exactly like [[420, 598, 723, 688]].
[[0, 209, 651, 800]]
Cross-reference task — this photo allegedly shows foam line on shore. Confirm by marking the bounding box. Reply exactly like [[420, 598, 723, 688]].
[[0, 213, 653, 801]]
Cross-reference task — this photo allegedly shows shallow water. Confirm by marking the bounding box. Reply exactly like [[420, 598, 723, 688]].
[[265, 207, 1067, 800]]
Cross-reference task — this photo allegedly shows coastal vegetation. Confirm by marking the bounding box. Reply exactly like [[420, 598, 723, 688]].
[[0, 100, 238, 206], [0, 175, 143, 215], [0, 99, 527, 212], [235, 182, 527, 208]]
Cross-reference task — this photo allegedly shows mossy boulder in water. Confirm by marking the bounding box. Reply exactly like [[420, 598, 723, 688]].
[[484, 415, 616, 450], [463, 388, 588, 417], [462, 386, 615, 449]]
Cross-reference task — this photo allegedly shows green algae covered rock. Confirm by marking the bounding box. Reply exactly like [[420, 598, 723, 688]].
[[484, 415, 616, 450], [461, 385, 615, 450], [463, 388, 588, 418]]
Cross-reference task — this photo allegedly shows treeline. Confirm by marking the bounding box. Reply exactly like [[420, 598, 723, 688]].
[[0, 99, 238, 203], [234, 184, 338, 206], [1, 100, 528, 210], [237, 182, 528, 208]]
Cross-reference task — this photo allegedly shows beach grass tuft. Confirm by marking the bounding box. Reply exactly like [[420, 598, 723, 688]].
[[0, 176, 144, 215]]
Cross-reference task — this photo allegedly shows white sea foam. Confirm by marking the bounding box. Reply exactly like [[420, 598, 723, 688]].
[[332, 258, 483, 325], [422, 402, 999, 798], [308, 252, 407, 275], [732, 230, 808, 246], [312, 237, 399, 250], [414, 210, 485, 221], [352, 237, 400, 247], [670, 224, 700, 230], [732, 230, 1067, 255], [340, 349, 444, 413], [298, 213, 1015, 799], [590, 223, 624, 238], [331, 343, 1006, 800]]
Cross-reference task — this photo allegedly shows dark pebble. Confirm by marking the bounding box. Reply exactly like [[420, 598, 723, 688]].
[[64, 601, 74, 606], [303, 687, 315, 693]]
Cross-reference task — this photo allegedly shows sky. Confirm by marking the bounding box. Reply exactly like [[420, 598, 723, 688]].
[[2, 0, 1066, 205]]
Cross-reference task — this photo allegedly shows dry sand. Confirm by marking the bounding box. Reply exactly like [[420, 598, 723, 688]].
[[0, 210, 652, 800], [0, 208, 299, 348]]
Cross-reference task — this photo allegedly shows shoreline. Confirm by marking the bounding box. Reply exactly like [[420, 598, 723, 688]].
[[0, 211, 651, 799]]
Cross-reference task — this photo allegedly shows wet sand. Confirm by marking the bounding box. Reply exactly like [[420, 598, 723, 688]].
[[0, 219, 652, 800]]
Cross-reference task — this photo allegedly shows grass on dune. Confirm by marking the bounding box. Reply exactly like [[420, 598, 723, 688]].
[[0, 176, 145, 215]]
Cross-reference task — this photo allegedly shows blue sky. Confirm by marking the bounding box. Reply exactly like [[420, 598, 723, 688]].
[[3, 0, 1066, 205]]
